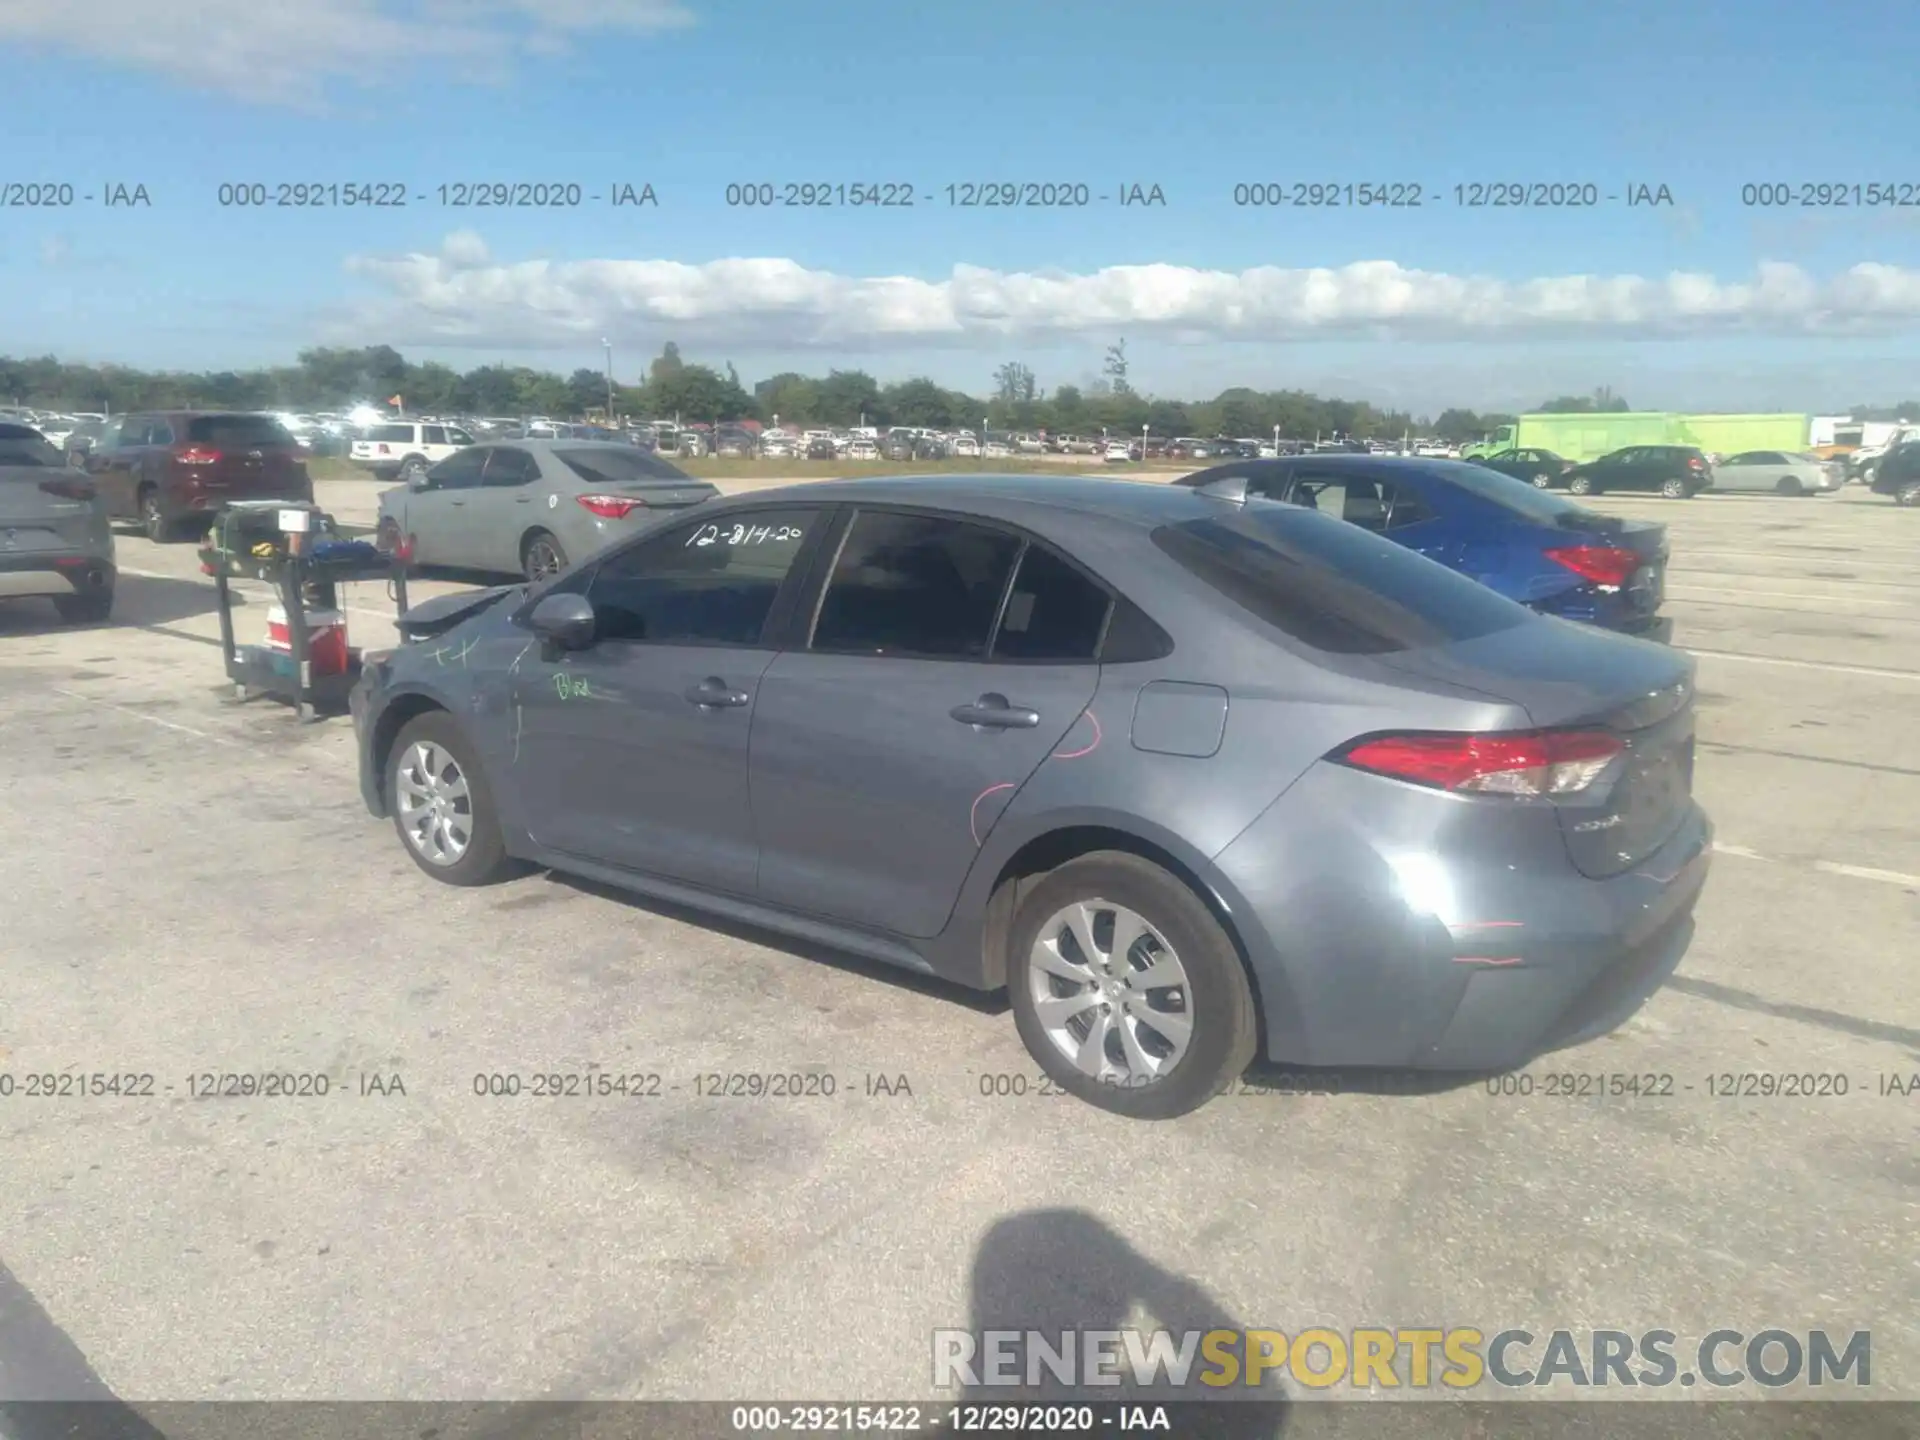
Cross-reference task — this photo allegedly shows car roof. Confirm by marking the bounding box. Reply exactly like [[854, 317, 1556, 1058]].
[[705, 473, 1229, 529]]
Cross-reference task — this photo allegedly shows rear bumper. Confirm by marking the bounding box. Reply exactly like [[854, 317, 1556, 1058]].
[[1616, 613, 1674, 645], [1211, 765, 1713, 1071], [0, 552, 115, 598]]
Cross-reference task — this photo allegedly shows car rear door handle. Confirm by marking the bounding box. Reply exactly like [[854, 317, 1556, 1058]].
[[951, 693, 1040, 729], [685, 677, 750, 708]]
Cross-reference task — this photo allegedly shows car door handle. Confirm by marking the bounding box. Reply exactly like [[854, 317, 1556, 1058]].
[[685, 678, 750, 708], [951, 694, 1040, 729]]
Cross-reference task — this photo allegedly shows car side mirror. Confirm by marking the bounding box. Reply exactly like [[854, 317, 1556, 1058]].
[[527, 592, 596, 650], [408, 472, 432, 491]]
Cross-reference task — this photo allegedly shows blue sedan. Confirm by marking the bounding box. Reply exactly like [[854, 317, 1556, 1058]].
[[1175, 455, 1672, 642]]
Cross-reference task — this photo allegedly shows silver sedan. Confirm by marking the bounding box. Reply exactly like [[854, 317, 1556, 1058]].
[[1708, 450, 1842, 495], [375, 440, 719, 580]]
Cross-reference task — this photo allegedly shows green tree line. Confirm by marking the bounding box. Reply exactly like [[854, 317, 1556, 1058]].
[[17, 343, 1902, 442]]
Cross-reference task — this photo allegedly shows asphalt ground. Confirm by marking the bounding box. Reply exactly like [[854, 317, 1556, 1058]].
[[0, 475, 1915, 1418]]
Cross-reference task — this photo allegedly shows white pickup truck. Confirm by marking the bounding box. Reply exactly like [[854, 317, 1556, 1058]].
[[350, 422, 477, 481]]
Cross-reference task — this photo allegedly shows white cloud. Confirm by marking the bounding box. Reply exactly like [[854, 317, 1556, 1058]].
[[0, 0, 691, 106], [332, 234, 1920, 352]]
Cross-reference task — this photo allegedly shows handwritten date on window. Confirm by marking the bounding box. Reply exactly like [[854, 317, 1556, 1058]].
[[685, 523, 803, 548]]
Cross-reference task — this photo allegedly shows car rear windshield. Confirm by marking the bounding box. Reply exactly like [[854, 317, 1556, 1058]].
[[0, 428, 62, 467], [188, 415, 295, 447], [554, 447, 693, 485], [1421, 458, 1608, 526], [1153, 502, 1528, 654]]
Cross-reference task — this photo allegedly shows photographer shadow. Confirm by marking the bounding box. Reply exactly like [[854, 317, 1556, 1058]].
[[929, 1208, 1289, 1440]]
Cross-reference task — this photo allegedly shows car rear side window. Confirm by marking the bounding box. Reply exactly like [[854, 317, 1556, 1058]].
[[188, 415, 292, 447], [367, 424, 414, 444], [992, 544, 1112, 662], [812, 511, 1021, 659], [555, 447, 693, 485], [1153, 504, 1526, 654], [588, 508, 816, 646]]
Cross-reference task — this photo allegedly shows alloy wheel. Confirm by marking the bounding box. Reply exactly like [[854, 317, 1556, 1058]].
[[1026, 899, 1195, 1085], [524, 536, 565, 581], [394, 740, 473, 866]]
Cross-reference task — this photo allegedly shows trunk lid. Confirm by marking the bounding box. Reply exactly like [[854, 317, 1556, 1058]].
[[1375, 617, 1697, 878], [606, 481, 715, 510], [0, 468, 96, 549], [178, 417, 308, 498], [1554, 511, 1668, 617]]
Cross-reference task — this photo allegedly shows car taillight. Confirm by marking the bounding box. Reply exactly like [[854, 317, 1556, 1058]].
[[1544, 545, 1640, 587], [1687, 457, 1705, 470], [577, 493, 643, 519], [176, 446, 221, 465], [1336, 730, 1624, 796], [38, 477, 95, 501]]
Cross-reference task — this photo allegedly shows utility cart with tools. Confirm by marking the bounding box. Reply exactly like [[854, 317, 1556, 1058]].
[[199, 501, 411, 722]]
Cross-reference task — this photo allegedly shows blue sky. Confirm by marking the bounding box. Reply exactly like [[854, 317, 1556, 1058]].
[[5, 0, 1919, 410]]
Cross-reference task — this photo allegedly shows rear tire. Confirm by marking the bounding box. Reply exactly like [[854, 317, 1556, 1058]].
[[1659, 478, 1688, 498], [1007, 851, 1257, 1120], [53, 589, 113, 625], [139, 487, 177, 543], [385, 711, 517, 886], [398, 455, 429, 483], [1897, 480, 1920, 508], [522, 529, 567, 582], [1775, 477, 1802, 496]]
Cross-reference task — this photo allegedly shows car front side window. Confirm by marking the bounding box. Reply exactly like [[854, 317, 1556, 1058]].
[[588, 508, 819, 647]]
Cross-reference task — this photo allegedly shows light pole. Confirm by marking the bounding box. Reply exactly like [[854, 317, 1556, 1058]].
[[1141, 422, 1148, 461], [1272, 423, 1280, 455], [601, 338, 614, 422]]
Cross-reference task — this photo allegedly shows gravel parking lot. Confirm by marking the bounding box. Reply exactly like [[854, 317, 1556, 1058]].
[[1, 478, 1915, 1410]]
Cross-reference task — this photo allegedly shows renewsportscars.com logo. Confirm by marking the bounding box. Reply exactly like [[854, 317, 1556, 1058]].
[[932, 1328, 1871, 1391]]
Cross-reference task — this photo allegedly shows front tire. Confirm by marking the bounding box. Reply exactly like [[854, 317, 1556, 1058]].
[[1775, 477, 1802, 496], [386, 712, 516, 886], [1007, 851, 1257, 1119], [1897, 480, 1920, 508], [1567, 475, 1595, 496], [1531, 474, 1552, 488]]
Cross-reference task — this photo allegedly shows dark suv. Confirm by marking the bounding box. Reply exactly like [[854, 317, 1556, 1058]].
[[1870, 440, 1920, 506], [1561, 445, 1712, 499], [87, 412, 313, 541]]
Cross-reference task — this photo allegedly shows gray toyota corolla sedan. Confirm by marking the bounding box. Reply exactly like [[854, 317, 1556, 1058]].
[[350, 475, 1712, 1118]]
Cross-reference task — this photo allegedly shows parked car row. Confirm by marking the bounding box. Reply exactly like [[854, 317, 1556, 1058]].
[[1472, 445, 1848, 499]]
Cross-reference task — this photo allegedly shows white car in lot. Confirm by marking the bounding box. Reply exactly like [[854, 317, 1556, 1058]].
[[847, 437, 880, 460], [950, 434, 981, 457], [1708, 450, 1843, 495], [351, 421, 478, 482]]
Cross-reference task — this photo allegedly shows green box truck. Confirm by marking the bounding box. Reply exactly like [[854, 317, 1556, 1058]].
[[1462, 413, 1684, 462], [1464, 412, 1813, 463], [1675, 414, 1812, 456]]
